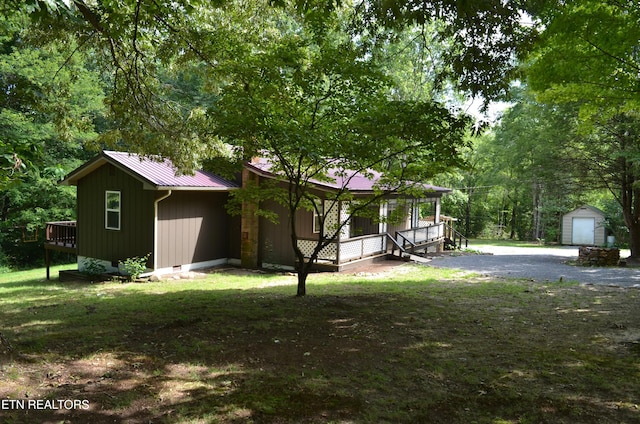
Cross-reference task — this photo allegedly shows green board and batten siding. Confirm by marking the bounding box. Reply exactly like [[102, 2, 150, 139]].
[[156, 191, 238, 269], [77, 163, 155, 266], [258, 198, 308, 267], [70, 151, 241, 273]]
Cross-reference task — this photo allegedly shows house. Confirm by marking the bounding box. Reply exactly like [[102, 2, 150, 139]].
[[243, 157, 452, 270], [561, 205, 607, 246], [45, 151, 453, 279]]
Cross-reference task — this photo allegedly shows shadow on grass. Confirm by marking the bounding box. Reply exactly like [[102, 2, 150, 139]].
[[1, 273, 639, 423]]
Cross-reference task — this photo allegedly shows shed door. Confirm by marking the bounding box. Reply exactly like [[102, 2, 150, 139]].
[[572, 217, 595, 245]]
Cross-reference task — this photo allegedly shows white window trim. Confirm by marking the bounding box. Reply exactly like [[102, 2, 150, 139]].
[[105, 190, 121, 230]]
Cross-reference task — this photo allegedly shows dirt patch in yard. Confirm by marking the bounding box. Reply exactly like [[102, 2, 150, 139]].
[[1, 265, 639, 423]]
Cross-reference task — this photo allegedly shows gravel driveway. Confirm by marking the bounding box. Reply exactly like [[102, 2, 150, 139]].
[[427, 244, 640, 288]]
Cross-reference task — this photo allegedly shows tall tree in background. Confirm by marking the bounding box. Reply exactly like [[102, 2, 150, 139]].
[[357, 0, 541, 103], [491, 92, 585, 241], [526, 0, 640, 259], [436, 133, 491, 238], [437, 87, 617, 243]]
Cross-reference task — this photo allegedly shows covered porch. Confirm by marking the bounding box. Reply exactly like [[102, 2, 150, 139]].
[[295, 194, 451, 270], [296, 222, 446, 271]]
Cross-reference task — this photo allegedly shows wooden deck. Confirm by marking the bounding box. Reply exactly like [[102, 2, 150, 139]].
[[45, 221, 77, 279]]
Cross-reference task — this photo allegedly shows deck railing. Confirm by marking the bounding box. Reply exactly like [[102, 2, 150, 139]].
[[297, 223, 445, 265], [45, 221, 77, 249], [338, 233, 387, 263], [396, 222, 444, 251], [45, 221, 77, 280], [443, 223, 468, 249]]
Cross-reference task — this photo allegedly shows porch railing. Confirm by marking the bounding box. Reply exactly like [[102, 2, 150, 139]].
[[395, 222, 444, 251], [297, 222, 445, 265], [443, 223, 468, 249], [45, 221, 77, 249]]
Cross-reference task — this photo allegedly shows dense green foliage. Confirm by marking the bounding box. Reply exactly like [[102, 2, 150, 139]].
[[200, 3, 475, 293], [528, 0, 640, 118], [0, 13, 105, 269]]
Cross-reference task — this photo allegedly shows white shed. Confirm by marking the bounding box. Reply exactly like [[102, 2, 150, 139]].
[[561, 205, 607, 246]]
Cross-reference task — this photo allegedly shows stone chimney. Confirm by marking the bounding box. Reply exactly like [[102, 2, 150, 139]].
[[240, 166, 260, 268]]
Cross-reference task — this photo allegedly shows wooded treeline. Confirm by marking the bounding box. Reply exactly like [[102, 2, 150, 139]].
[[1, 0, 638, 271], [438, 90, 629, 246], [439, 0, 640, 251]]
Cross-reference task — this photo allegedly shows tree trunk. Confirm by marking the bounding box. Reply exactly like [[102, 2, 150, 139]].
[[619, 157, 640, 262], [628, 223, 640, 262], [297, 267, 308, 296], [465, 186, 473, 237], [291, 226, 308, 296], [532, 181, 542, 241], [509, 204, 517, 240], [624, 174, 640, 264]]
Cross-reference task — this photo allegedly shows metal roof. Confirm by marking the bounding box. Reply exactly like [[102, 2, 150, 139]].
[[61, 151, 239, 190], [62, 151, 449, 194], [245, 158, 451, 194]]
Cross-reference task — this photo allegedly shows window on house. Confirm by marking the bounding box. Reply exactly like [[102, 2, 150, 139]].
[[105, 191, 121, 230], [313, 200, 323, 234]]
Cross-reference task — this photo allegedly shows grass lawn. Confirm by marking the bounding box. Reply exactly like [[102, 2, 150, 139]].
[[1, 262, 639, 423]]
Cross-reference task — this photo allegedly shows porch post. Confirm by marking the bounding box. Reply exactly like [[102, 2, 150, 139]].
[[45, 248, 50, 280], [379, 202, 388, 234], [335, 200, 341, 264], [412, 200, 420, 228], [241, 167, 260, 268], [435, 198, 443, 252]]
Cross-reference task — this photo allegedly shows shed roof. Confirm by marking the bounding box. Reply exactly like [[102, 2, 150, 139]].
[[245, 158, 451, 194], [61, 151, 239, 190], [564, 205, 606, 217]]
